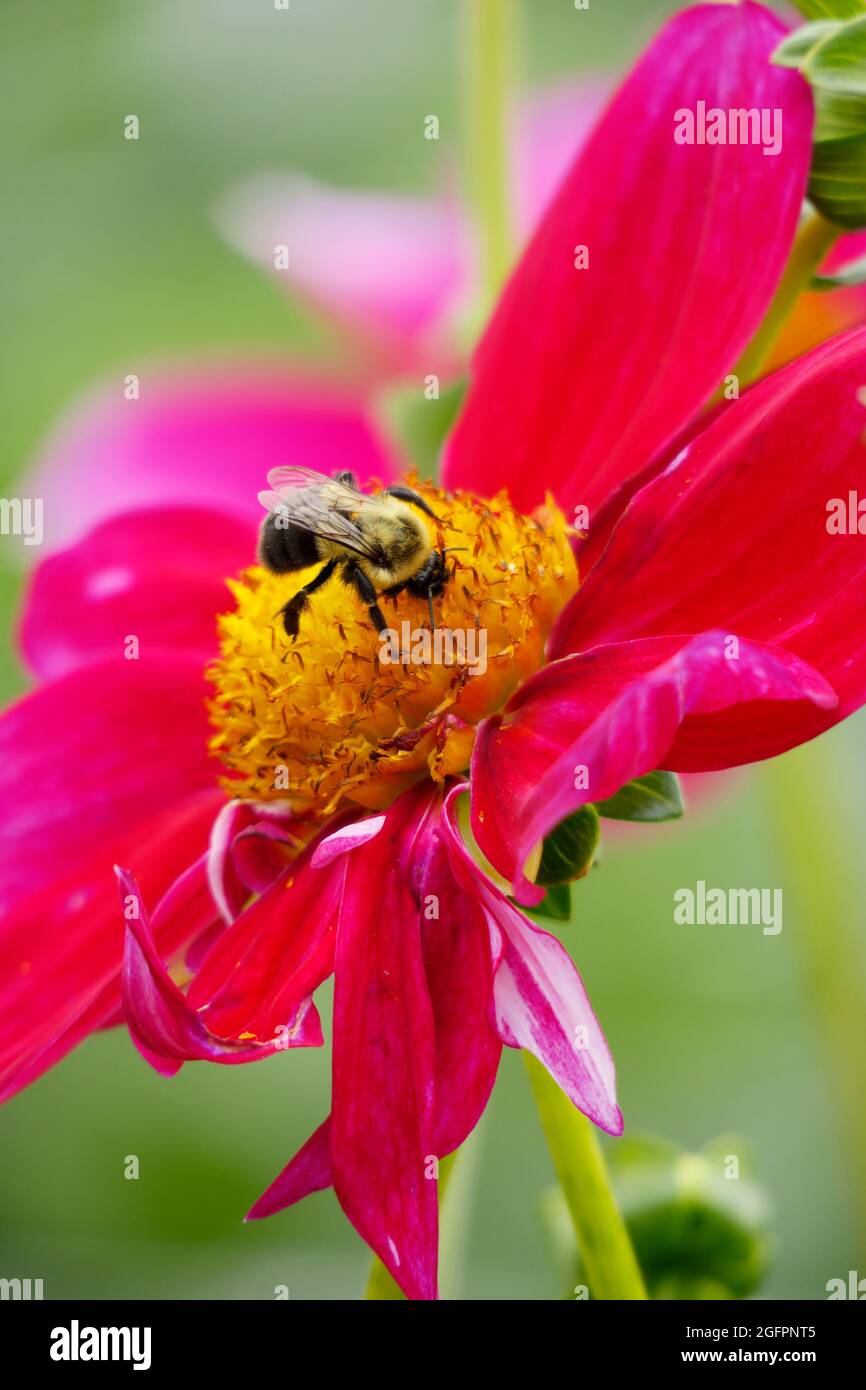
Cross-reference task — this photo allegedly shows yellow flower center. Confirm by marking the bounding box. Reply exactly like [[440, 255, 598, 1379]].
[[208, 476, 577, 818]]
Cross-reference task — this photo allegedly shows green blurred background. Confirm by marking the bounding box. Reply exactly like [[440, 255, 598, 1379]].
[[2, 0, 865, 1300]]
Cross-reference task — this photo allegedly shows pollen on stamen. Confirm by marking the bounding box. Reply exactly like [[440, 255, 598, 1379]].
[[207, 477, 578, 818]]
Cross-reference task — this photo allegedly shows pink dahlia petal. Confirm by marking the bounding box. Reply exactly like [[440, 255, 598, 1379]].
[[206, 798, 297, 925], [2, 982, 126, 1098], [247, 1118, 333, 1221], [217, 174, 469, 366], [206, 799, 260, 927], [230, 820, 301, 898], [309, 814, 386, 867], [473, 634, 836, 903], [0, 789, 223, 1102], [119, 868, 322, 1069], [0, 656, 215, 915], [418, 828, 501, 1157], [440, 788, 620, 1135], [26, 366, 401, 550], [330, 786, 438, 1300], [490, 909, 621, 1136], [20, 506, 255, 681], [185, 844, 344, 1045], [574, 398, 730, 579], [443, 1, 812, 514], [554, 327, 866, 736]]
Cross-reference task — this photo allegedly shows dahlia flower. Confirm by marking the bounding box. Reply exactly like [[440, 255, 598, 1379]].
[[3, 1, 866, 1301]]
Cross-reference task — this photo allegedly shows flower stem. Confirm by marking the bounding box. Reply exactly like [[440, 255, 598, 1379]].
[[732, 209, 840, 387], [462, 0, 516, 315], [525, 1054, 648, 1300]]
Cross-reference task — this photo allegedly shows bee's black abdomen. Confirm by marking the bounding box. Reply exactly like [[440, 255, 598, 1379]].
[[259, 517, 320, 573]]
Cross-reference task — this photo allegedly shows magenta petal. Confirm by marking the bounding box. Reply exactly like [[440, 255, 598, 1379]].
[[246, 1118, 333, 1221], [119, 867, 322, 1067], [26, 366, 401, 549], [310, 814, 386, 868], [444, 1, 812, 515], [206, 798, 296, 924], [330, 786, 438, 1301], [472, 634, 837, 903], [0, 656, 215, 915], [554, 327, 866, 739], [229, 821, 298, 897], [20, 506, 255, 681], [186, 838, 343, 1043], [419, 831, 501, 1157], [0, 789, 224, 1102], [206, 799, 258, 926], [491, 907, 622, 1136], [440, 788, 620, 1135]]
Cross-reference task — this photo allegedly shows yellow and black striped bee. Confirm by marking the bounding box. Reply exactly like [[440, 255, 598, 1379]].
[[258, 466, 450, 637]]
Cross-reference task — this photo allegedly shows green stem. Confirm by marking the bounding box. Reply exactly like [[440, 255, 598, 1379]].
[[462, 0, 516, 314], [732, 210, 840, 387], [525, 1054, 648, 1300]]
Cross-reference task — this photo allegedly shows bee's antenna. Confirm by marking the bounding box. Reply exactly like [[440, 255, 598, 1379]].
[[442, 547, 467, 553], [427, 589, 436, 631]]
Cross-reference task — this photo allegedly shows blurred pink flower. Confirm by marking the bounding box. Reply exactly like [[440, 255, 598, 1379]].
[[214, 80, 611, 371]]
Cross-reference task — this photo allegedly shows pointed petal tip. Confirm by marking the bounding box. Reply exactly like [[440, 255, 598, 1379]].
[[601, 1103, 625, 1139], [310, 814, 386, 868]]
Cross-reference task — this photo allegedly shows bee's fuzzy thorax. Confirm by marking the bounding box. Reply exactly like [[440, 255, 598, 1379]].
[[208, 476, 577, 817]]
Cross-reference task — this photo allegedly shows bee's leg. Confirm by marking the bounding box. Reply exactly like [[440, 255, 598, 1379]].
[[406, 550, 447, 629], [279, 557, 338, 637], [381, 485, 439, 521], [344, 562, 388, 634], [333, 470, 357, 488]]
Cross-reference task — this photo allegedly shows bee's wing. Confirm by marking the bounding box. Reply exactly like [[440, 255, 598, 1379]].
[[265, 465, 343, 494], [258, 467, 382, 560], [265, 466, 383, 510]]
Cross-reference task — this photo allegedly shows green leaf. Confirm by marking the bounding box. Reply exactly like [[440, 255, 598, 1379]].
[[377, 378, 466, 480], [798, 13, 866, 93], [811, 248, 866, 286], [810, 128, 866, 227], [774, 21, 841, 69], [528, 881, 572, 922], [595, 770, 684, 823], [536, 805, 599, 887], [774, 15, 866, 227], [788, 0, 866, 20]]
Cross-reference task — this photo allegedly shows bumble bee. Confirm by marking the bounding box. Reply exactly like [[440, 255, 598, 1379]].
[[258, 466, 450, 637]]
